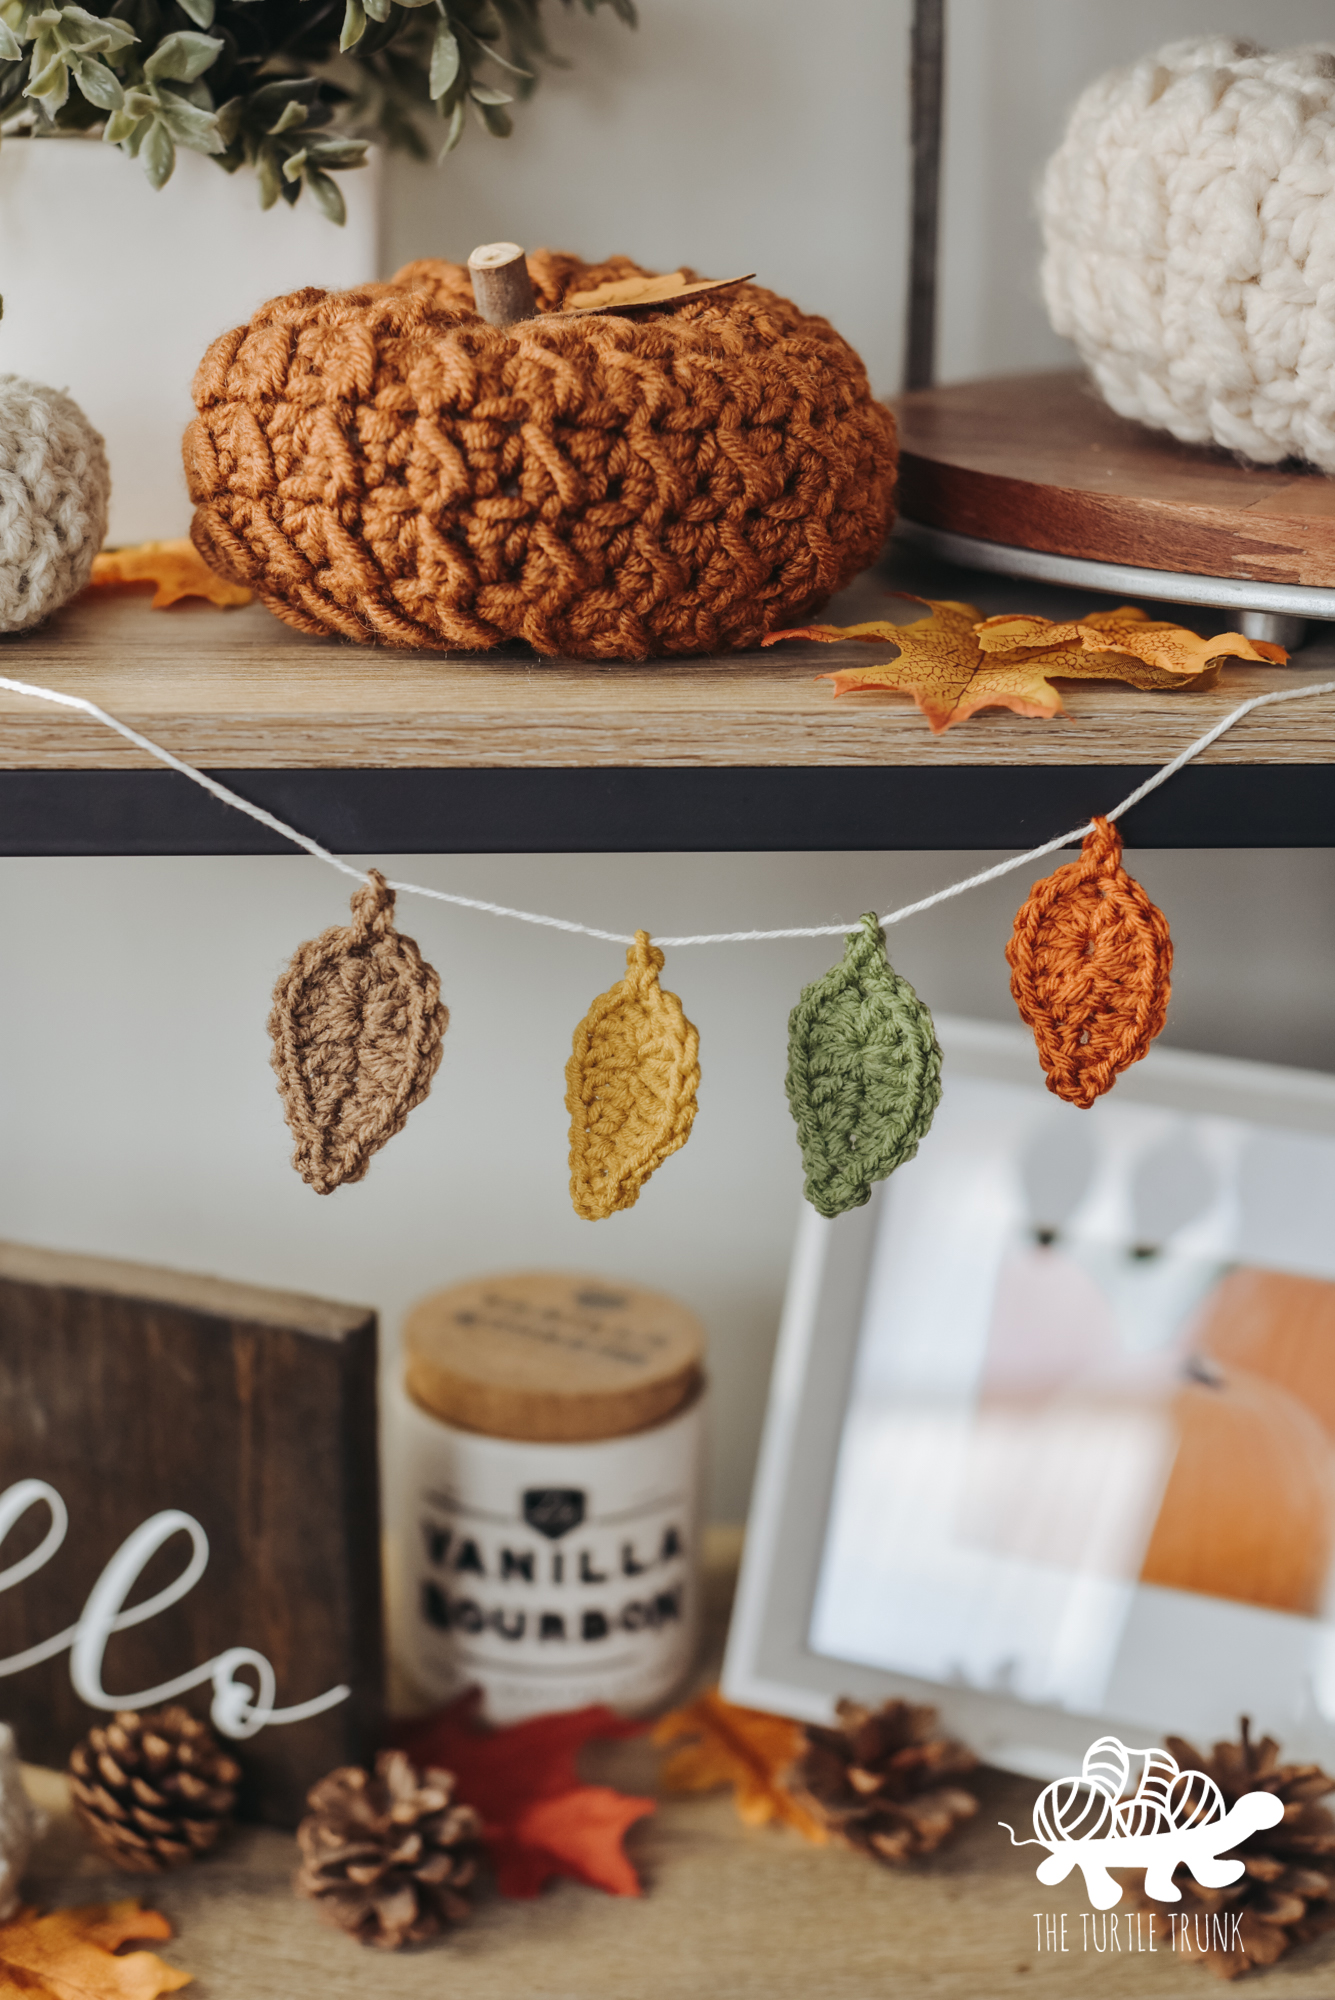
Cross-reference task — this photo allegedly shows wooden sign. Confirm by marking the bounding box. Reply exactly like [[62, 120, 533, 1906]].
[[0, 1241, 381, 1826]]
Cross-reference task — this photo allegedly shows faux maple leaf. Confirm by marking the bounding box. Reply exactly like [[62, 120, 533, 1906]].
[[0, 1900, 190, 2000], [763, 599, 1286, 735], [652, 1688, 827, 1843], [563, 270, 755, 314], [389, 1693, 654, 1899], [89, 540, 252, 610]]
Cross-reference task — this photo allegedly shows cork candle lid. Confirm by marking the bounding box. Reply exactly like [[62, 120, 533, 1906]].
[[403, 1271, 706, 1443]]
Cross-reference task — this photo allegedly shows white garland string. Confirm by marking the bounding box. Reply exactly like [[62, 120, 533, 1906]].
[[0, 670, 1331, 948]]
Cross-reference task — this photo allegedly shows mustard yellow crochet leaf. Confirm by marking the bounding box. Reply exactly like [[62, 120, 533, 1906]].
[[566, 931, 700, 1221]]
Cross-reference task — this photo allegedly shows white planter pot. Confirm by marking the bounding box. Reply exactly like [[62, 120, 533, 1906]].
[[0, 138, 381, 543]]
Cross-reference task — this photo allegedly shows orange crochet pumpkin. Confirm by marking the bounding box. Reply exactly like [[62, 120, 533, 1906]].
[[184, 253, 897, 659]]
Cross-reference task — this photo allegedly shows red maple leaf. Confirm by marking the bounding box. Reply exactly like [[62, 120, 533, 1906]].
[[389, 1692, 655, 1899]]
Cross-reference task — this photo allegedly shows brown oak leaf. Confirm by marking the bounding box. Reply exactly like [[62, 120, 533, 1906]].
[[763, 599, 1286, 734], [652, 1688, 827, 1842], [89, 539, 252, 609], [562, 270, 755, 314], [0, 1901, 191, 2000]]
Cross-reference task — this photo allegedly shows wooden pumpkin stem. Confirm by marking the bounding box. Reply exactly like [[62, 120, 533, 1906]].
[[467, 242, 537, 326]]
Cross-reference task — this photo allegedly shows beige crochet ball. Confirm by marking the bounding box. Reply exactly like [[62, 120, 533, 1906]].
[[0, 375, 109, 631]]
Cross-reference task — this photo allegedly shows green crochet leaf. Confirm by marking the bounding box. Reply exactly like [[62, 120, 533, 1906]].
[[786, 913, 943, 1219]]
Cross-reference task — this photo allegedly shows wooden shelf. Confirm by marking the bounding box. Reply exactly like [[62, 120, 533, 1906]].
[[1, 547, 1333, 852], [5, 563, 1335, 771]]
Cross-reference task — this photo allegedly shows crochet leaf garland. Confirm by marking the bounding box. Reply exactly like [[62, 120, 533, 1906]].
[[763, 600, 1285, 734], [269, 871, 449, 1194], [566, 932, 700, 1221], [786, 914, 942, 1219], [1006, 817, 1172, 1108]]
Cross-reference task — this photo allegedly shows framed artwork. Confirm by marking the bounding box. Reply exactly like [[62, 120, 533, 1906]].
[[724, 1018, 1335, 1779]]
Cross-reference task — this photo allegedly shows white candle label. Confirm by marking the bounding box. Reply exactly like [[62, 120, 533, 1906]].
[[393, 1388, 704, 1719], [0, 1479, 350, 1739]]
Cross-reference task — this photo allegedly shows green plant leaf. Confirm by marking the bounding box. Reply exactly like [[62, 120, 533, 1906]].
[[63, 3, 134, 47], [254, 139, 281, 207], [174, 0, 214, 24], [67, 47, 121, 105], [0, 16, 19, 54], [303, 134, 367, 166], [428, 17, 457, 97], [143, 28, 220, 82], [157, 87, 223, 146], [268, 95, 306, 132], [304, 163, 345, 223], [140, 112, 175, 184], [338, 0, 364, 50], [280, 143, 305, 178], [468, 82, 511, 104], [437, 92, 464, 155], [785, 914, 943, 1219]]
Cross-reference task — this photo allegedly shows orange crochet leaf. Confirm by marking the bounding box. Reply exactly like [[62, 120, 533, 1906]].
[[389, 1692, 653, 1899], [89, 539, 252, 609], [763, 599, 1285, 735], [653, 1689, 827, 1843], [1006, 815, 1172, 1108], [563, 270, 755, 314], [0, 1900, 191, 1999]]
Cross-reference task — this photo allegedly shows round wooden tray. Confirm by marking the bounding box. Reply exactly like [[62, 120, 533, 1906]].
[[895, 371, 1335, 638]]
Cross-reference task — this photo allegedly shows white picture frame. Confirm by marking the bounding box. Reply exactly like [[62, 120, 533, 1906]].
[[723, 1018, 1335, 1780]]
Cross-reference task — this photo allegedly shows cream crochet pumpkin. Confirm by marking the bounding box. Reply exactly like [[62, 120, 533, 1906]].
[[1040, 38, 1335, 471]]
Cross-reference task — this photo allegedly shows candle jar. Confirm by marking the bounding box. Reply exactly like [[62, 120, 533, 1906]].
[[389, 1271, 707, 1721]]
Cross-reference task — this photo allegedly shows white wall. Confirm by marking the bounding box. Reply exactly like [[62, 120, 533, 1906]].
[[9, 0, 1335, 1524]]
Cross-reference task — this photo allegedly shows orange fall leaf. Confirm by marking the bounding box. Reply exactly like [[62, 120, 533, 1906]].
[[89, 540, 252, 610], [0, 1900, 190, 2000], [763, 599, 1286, 735], [652, 1688, 827, 1843]]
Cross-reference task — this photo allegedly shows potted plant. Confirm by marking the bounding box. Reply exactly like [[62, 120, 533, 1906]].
[[0, 0, 637, 537]]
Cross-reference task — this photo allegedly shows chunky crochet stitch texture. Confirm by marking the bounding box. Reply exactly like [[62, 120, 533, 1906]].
[[186, 253, 897, 657], [1041, 38, 1335, 470], [269, 870, 448, 1193], [1007, 819, 1171, 1109], [786, 914, 942, 1219], [566, 931, 700, 1220], [0, 376, 109, 632]]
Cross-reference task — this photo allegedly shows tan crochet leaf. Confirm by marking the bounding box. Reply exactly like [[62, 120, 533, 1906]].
[[89, 538, 252, 608], [566, 931, 700, 1221], [269, 871, 448, 1194], [562, 270, 755, 314], [763, 599, 1285, 734]]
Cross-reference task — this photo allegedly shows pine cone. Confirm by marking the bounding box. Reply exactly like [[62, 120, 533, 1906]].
[[295, 1750, 482, 1950], [1150, 1720, 1335, 1978], [791, 1697, 979, 1864], [68, 1706, 241, 1871]]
